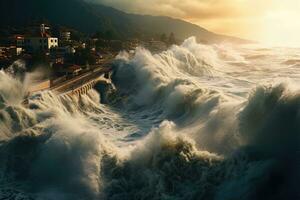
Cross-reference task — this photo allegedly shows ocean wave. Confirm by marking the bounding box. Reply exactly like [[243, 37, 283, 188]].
[[112, 38, 232, 124], [282, 59, 300, 65], [1, 39, 300, 199]]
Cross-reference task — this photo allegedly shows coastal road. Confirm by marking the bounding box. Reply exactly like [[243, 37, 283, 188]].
[[51, 66, 112, 95]]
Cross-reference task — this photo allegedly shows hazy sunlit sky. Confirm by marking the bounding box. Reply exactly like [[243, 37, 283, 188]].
[[92, 0, 300, 47]]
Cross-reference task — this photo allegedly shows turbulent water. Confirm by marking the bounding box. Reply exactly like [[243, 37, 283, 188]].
[[1, 37, 300, 200]]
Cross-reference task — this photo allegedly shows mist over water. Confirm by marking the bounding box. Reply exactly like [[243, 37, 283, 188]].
[[1, 37, 300, 199]]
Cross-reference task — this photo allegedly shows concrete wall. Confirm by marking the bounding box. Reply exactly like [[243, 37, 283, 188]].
[[28, 80, 51, 93]]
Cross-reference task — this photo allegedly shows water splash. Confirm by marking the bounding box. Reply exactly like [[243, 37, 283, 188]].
[[1, 38, 300, 199]]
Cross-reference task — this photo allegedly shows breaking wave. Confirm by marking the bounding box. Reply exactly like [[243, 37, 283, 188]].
[[1, 37, 300, 199]]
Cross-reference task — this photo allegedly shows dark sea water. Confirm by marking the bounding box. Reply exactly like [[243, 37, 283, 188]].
[[1, 37, 300, 199]]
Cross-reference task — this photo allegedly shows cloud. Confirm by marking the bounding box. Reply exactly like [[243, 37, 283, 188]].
[[88, 0, 300, 46], [88, 0, 269, 37], [89, 0, 269, 19]]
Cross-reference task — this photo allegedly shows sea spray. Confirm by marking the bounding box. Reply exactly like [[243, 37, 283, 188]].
[[1, 38, 300, 199]]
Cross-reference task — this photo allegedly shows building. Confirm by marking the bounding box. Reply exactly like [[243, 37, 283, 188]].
[[49, 46, 75, 66], [0, 46, 22, 68], [12, 35, 25, 48], [40, 24, 50, 37], [50, 56, 64, 66], [0, 46, 22, 57], [24, 24, 59, 53], [6, 35, 25, 55], [24, 37, 58, 53], [60, 31, 71, 42], [51, 46, 75, 56], [14, 46, 23, 56]]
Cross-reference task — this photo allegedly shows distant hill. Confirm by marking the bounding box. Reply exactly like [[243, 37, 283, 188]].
[[0, 0, 250, 44]]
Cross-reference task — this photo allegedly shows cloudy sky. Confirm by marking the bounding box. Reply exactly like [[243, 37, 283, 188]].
[[91, 0, 300, 46]]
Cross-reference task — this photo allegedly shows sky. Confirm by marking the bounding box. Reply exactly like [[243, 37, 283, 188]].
[[91, 0, 300, 47]]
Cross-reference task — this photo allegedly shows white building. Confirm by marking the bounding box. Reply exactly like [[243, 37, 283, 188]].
[[24, 37, 58, 53], [24, 24, 58, 53]]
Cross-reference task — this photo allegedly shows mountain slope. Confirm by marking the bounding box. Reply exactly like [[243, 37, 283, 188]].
[[88, 3, 250, 43], [0, 0, 250, 43], [0, 0, 110, 33]]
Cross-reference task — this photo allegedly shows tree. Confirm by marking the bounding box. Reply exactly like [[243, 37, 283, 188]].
[[104, 29, 117, 41], [168, 32, 176, 45], [160, 33, 167, 43]]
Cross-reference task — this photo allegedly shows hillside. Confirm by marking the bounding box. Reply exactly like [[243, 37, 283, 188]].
[[0, 0, 250, 43]]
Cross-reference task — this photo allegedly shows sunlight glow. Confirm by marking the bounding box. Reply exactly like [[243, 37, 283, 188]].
[[259, 10, 300, 47], [191, 0, 300, 47], [93, 0, 300, 47]]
